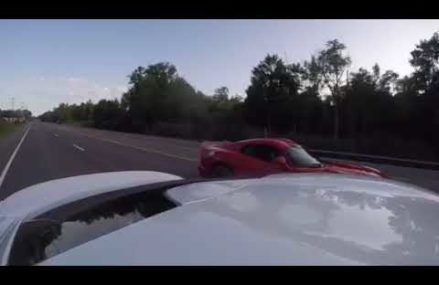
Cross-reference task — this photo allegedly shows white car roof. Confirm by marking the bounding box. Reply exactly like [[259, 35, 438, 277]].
[[41, 173, 439, 265]]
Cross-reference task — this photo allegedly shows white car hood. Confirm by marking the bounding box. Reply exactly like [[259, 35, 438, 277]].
[[42, 173, 439, 265]]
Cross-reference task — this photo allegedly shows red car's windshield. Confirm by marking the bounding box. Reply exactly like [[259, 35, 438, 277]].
[[285, 147, 322, 168]]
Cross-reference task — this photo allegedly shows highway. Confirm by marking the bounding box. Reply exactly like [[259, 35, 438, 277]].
[[0, 121, 438, 200]]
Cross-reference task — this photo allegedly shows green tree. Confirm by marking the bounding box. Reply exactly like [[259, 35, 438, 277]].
[[124, 63, 179, 131], [93, 99, 124, 130], [300, 57, 327, 134], [213, 86, 229, 101], [409, 32, 439, 93], [343, 67, 395, 137], [244, 54, 301, 134], [122, 62, 209, 135], [303, 56, 324, 96], [316, 39, 352, 139], [407, 32, 439, 150], [378, 70, 399, 93]]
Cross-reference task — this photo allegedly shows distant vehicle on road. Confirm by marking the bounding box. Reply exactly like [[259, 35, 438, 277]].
[[198, 138, 386, 178], [0, 171, 438, 265]]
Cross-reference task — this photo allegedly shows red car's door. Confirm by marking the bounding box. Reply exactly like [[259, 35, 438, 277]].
[[234, 143, 284, 176]]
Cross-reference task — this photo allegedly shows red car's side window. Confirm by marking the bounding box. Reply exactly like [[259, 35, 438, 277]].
[[240, 144, 280, 163]]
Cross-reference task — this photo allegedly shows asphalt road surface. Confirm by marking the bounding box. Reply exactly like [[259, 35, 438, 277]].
[[0, 121, 438, 200]]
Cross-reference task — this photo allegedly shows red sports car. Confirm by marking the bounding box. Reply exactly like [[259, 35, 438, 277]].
[[198, 138, 387, 178]]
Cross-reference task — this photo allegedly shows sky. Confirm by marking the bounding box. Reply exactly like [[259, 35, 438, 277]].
[[0, 20, 438, 116]]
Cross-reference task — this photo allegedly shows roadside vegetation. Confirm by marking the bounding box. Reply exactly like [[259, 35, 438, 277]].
[[40, 32, 439, 161], [0, 122, 20, 139], [0, 110, 32, 139]]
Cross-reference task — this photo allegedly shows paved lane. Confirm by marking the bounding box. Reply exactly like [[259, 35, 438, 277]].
[[60, 124, 439, 191], [54, 124, 201, 160], [0, 121, 438, 200], [323, 158, 439, 192], [0, 121, 197, 199]]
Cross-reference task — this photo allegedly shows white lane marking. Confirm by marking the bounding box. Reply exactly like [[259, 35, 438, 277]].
[[80, 133, 197, 162], [81, 129, 199, 151], [72, 144, 85, 151], [0, 125, 32, 190]]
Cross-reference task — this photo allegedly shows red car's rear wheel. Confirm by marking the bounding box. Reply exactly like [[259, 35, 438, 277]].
[[211, 164, 233, 178]]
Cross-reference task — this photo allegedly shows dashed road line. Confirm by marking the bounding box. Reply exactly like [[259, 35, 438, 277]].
[[79, 132, 197, 162], [72, 144, 85, 151], [81, 130, 199, 152]]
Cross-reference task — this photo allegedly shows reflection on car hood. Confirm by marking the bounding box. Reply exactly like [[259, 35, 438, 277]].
[[43, 173, 439, 265]]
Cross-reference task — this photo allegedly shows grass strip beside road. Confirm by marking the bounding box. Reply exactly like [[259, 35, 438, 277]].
[[0, 122, 22, 139]]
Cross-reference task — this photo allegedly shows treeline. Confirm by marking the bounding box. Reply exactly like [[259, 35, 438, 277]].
[[1, 109, 32, 119], [40, 63, 247, 140], [40, 32, 439, 160]]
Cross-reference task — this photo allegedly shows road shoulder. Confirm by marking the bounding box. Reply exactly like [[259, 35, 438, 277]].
[[0, 123, 28, 174]]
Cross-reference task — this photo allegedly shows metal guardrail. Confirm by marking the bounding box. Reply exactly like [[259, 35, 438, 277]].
[[309, 149, 439, 170]]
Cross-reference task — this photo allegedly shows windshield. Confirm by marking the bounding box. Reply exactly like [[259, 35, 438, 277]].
[[285, 147, 322, 168]]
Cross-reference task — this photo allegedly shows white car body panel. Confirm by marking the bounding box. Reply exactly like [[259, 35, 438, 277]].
[[0, 217, 20, 264], [0, 171, 182, 220], [40, 173, 439, 265], [165, 179, 256, 205], [0, 171, 182, 265]]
